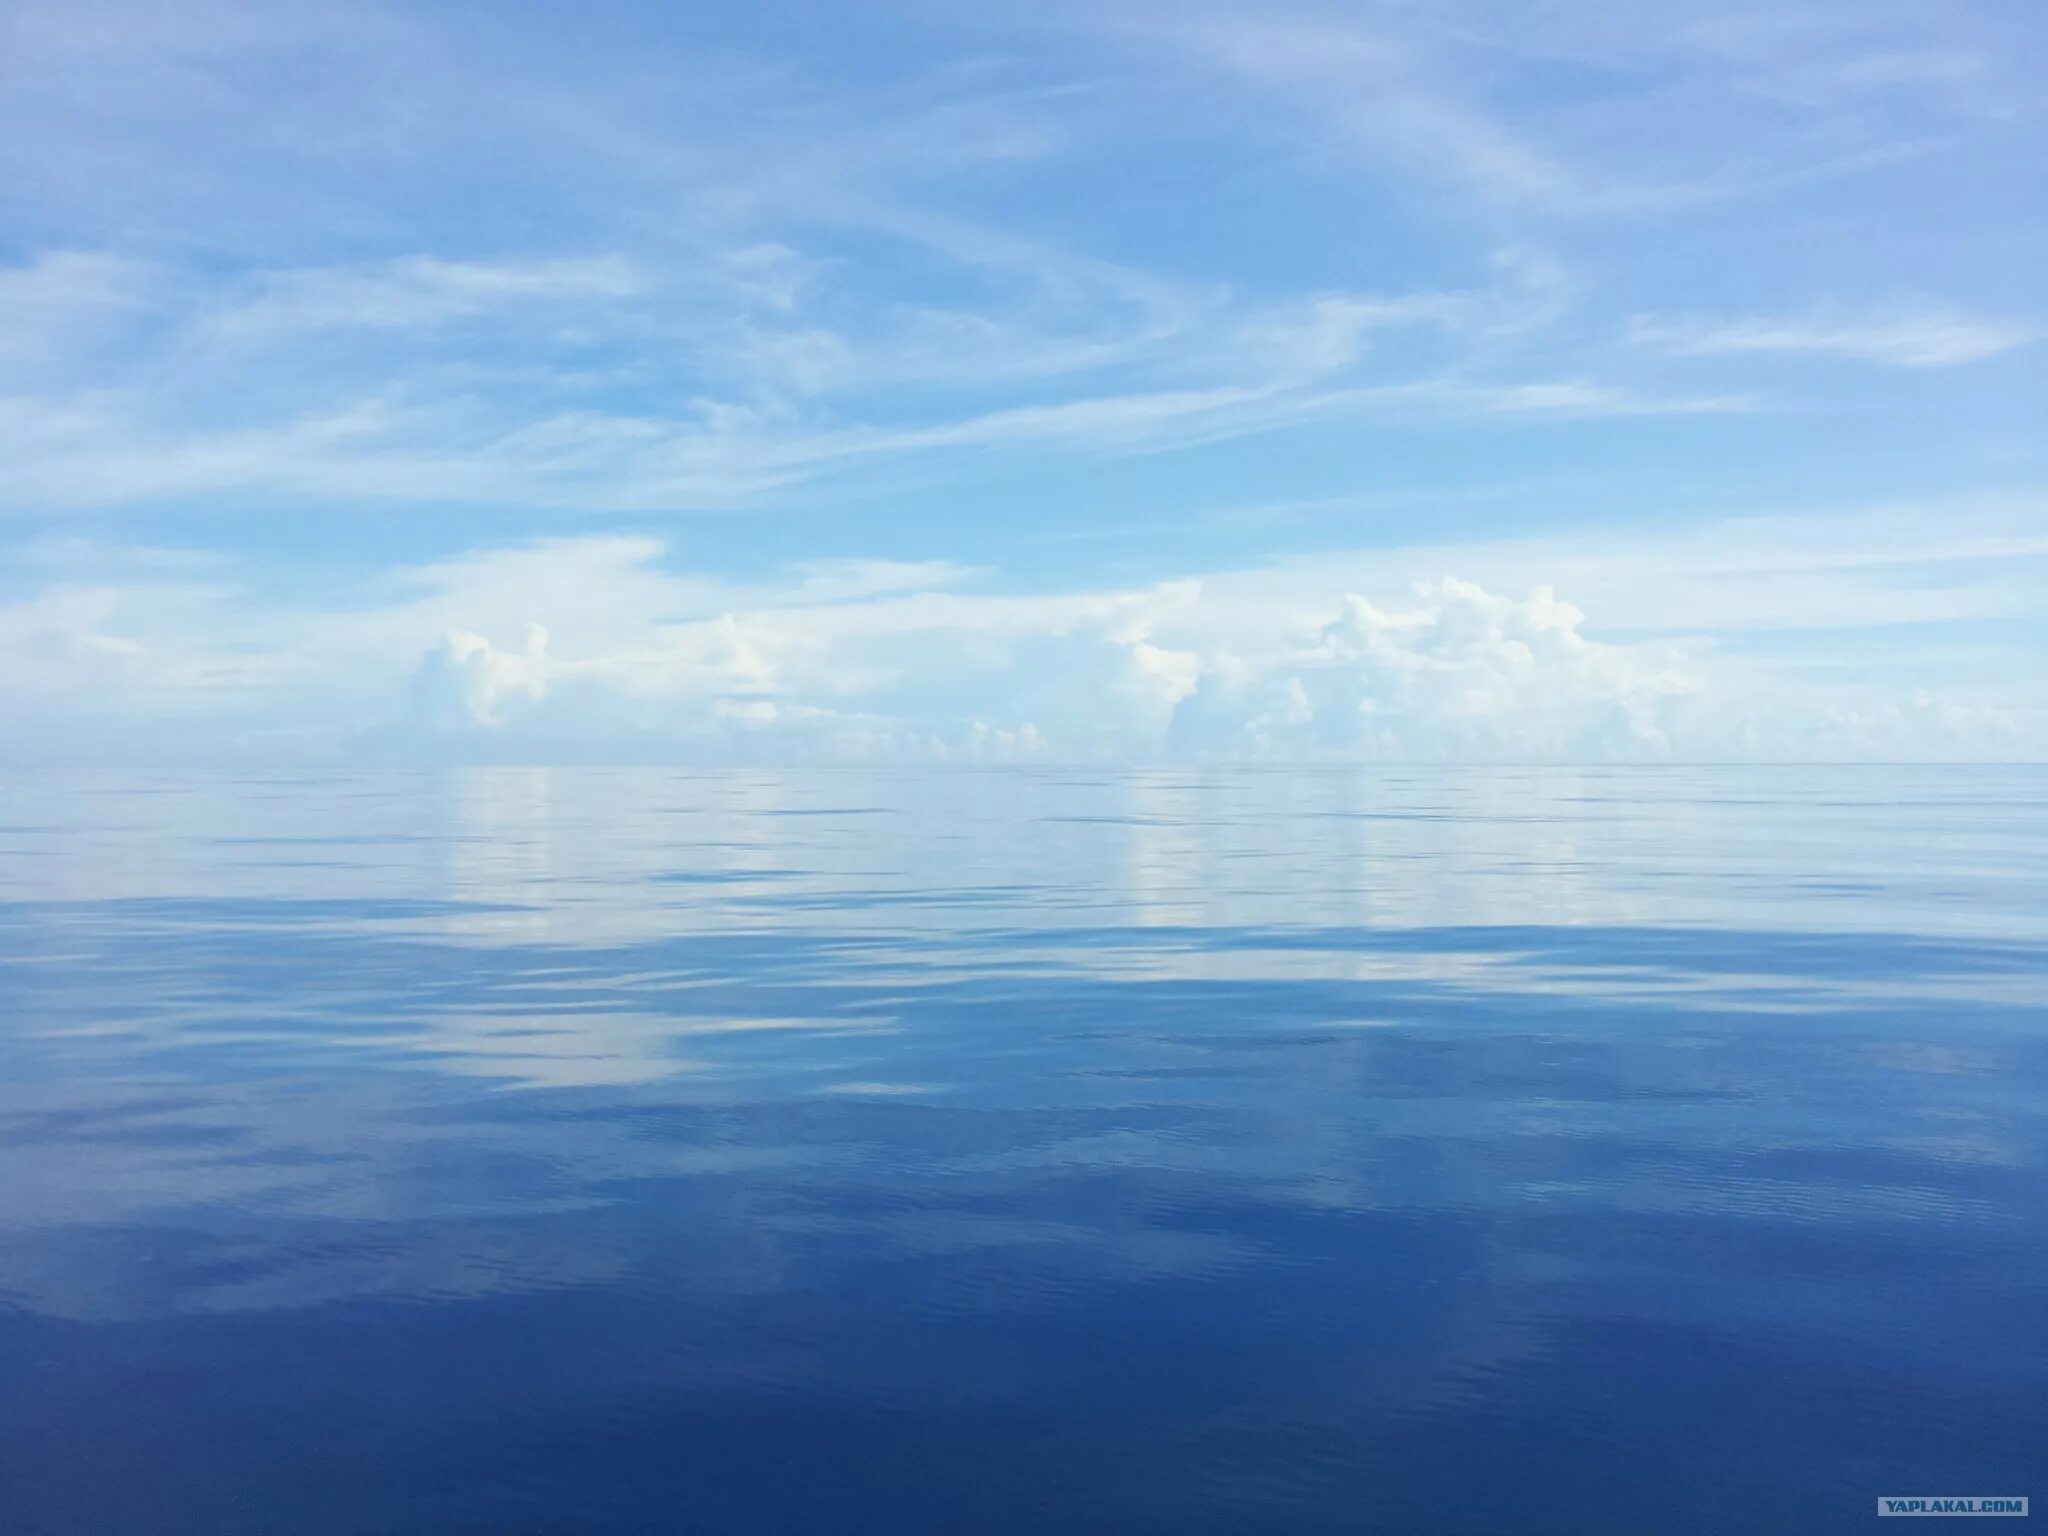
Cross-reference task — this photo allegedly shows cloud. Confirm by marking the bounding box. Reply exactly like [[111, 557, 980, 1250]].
[[1132, 13, 1574, 209], [1204, 491, 2048, 643], [409, 623, 551, 727], [0, 522, 2040, 764], [778, 560, 982, 605], [0, 346, 1747, 515], [0, 8, 1803, 522], [200, 255, 646, 341], [1170, 579, 1696, 760], [0, 585, 150, 694], [1094, 1, 2025, 221], [0, 252, 157, 376], [0, 0, 2039, 771], [1631, 307, 2036, 367]]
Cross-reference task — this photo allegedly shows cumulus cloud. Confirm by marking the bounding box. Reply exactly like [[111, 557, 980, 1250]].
[[408, 623, 551, 727], [1, 529, 2040, 765], [962, 581, 1205, 756], [1168, 579, 1695, 759], [1318, 580, 1687, 745], [363, 557, 1709, 762]]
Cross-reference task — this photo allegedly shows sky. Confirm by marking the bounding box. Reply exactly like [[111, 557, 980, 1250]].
[[2, 0, 2044, 765]]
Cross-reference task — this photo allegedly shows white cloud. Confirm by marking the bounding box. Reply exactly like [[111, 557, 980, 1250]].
[[0, 585, 149, 693], [0, 252, 157, 377], [409, 624, 551, 727], [200, 255, 646, 341], [0, 1, 2039, 768], [5, 518, 2034, 765], [1097, 1, 2020, 221], [1167, 579, 1696, 760], [1136, 14, 1574, 209], [0, 356, 1752, 515], [1631, 308, 2035, 368], [777, 560, 981, 605], [1322, 579, 1691, 751]]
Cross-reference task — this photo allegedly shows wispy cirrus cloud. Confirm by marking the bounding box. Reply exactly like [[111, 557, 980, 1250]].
[[1086, 1, 2035, 221], [0, 366, 1753, 515], [1630, 307, 2036, 368], [1125, 13, 1576, 210], [197, 255, 649, 340]]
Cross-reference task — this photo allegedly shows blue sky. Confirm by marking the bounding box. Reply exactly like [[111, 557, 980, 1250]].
[[2, 0, 2044, 763]]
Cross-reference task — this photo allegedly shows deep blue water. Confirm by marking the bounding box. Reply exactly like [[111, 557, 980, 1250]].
[[1, 766, 2043, 1534]]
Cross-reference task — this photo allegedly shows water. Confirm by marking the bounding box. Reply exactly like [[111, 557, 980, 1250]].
[[1, 766, 2043, 1534]]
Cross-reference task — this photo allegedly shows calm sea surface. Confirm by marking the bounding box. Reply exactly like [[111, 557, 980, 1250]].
[[1, 766, 2043, 1534]]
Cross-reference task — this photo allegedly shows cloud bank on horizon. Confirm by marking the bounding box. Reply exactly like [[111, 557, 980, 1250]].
[[1, 0, 2043, 764]]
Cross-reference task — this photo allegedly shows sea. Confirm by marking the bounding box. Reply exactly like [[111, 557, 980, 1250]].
[[1, 765, 2043, 1534]]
